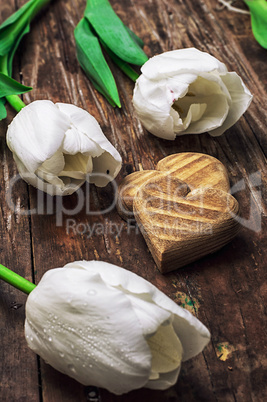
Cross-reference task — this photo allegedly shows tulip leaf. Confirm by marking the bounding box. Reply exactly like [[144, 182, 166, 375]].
[[7, 24, 30, 77], [0, 0, 35, 56], [124, 26, 144, 49], [0, 0, 51, 57], [0, 97, 7, 120], [100, 40, 140, 82], [244, 0, 267, 49], [84, 0, 148, 65], [0, 0, 36, 30], [74, 17, 121, 108], [0, 72, 32, 98]]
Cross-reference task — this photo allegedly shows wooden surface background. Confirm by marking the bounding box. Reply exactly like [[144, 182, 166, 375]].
[[0, 0, 266, 401]]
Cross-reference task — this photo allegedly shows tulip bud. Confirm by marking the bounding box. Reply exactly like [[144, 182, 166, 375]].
[[25, 260, 210, 395], [6, 100, 122, 195], [133, 48, 253, 140]]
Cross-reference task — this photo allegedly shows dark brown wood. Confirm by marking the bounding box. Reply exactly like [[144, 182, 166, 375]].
[[0, 0, 266, 401]]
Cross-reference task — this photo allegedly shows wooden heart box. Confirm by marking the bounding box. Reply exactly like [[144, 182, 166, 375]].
[[116, 153, 241, 273]]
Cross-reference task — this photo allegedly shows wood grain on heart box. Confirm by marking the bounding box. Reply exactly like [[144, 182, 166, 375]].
[[117, 153, 240, 273]]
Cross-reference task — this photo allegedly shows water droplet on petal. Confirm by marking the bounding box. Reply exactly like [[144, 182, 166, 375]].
[[48, 337, 53, 342], [68, 364, 76, 373], [87, 289, 96, 296]]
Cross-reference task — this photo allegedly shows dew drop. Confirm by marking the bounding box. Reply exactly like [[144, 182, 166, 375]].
[[59, 352, 64, 358], [87, 289, 96, 296], [48, 337, 53, 342], [30, 336, 33, 342], [43, 328, 47, 333], [68, 364, 76, 373]]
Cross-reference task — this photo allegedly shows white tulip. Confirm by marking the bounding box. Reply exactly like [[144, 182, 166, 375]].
[[6, 100, 122, 195], [25, 260, 210, 395], [132, 48, 253, 140]]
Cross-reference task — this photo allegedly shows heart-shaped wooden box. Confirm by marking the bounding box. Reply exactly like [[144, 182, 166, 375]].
[[117, 153, 241, 273]]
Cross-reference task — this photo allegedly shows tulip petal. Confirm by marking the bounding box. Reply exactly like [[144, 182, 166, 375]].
[[56, 103, 122, 186], [209, 72, 253, 136], [66, 261, 210, 362], [39, 150, 65, 176], [62, 125, 103, 157], [125, 293, 172, 336], [181, 94, 229, 134], [25, 266, 152, 395], [60, 153, 93, 179], [14, 154, 85, 196], [146, 366, 181, 390], [146, 322, 183, 374], [7, 100, 69, 172], [141, 48, 227, 80]]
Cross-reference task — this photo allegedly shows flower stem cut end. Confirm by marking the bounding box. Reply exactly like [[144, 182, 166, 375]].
[[0, 264, 36, 294], [6, 94, 26, 112]]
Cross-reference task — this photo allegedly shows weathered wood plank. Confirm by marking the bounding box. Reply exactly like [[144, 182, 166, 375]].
[[0, 0, 266, 401], [0, 85, 40, 402]]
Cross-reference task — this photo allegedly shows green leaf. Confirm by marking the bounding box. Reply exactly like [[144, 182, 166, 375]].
[[101, 40, 140, 82], [7, 24, 30, 76], [0, 72, 32, 98], [0, 0, 36, 31], [0, 0, 35, 56], [89, 77, 117, 107], [84, 0, 148, 65], [74, 18, 121, 107], [244, 0, 267, 49], [0, 0, 51, 56], [124, 25, 144, 49], [0, 97, 7, 120]]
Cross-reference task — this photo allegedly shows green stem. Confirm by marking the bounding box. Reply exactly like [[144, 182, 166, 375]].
[[0, 264, 36, 294], [0, 54, 26, 112], [6, 94, 26, 112], [0, 54, 8, 73]]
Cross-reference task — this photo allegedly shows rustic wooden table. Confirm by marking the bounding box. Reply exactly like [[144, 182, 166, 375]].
[[0, 0, 266, 401]]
